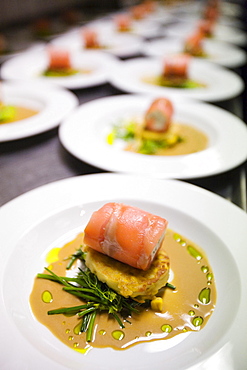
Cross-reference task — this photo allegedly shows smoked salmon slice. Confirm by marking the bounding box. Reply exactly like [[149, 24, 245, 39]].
[[163, 54, 190, 79], [114, 14, 132, 32], [144, 97, 174, 133], [82, 28, 100, 48], [184, 32, 204, 56], [47, 47, 71, 70], [83, 203, 168, 271]]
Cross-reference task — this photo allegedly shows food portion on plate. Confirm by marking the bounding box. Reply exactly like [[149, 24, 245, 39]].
[[30, 202, 216, 352], [114, 14, 133, 32], [144, 55, 206, 89], [114, 0, 157, 31], [42, 47, 92, 77], [130, 0, 159, 21], [107, 97, 208, 155], [183, 31, 208, 58], [0, 84, 39, 125], [144, 35, 247, 68], [81, 28, 103, 49]]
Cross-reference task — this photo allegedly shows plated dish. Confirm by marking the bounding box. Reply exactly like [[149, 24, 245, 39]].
[[51, 28, 144, 58], [86, 17, 162, 38], [30, 201, 216, 352], [0, 81, 78, 141], [144, 37, 247, 68], [0, 49, 119, 89], [109, 57, 244, 102], [0, 173, 246, 369], [58, 94, 247, 179], [166, 22, 247, 46], [172, 12, 243, 28]]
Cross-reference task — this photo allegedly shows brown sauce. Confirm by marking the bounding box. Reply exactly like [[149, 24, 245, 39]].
[[0, 105, 39, 124], [126, 123, 208, 156], [30, 229, 216, 352]]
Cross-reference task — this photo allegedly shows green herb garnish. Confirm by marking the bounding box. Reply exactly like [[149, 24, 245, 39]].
[[65, 248, 86, 270], [37, 259, 141, 342], [107, 119, 183, 155], [42, 68, 79, 77], [157, 76, 205, 89], [37, 249, 176, 342]]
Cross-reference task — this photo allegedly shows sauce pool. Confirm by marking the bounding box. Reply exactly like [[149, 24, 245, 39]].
[[0, 105, 38, 124], [30, 229, 217, 352]]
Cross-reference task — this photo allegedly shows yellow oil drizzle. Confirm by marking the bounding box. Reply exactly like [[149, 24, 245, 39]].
[[45, 247, 61, 265]]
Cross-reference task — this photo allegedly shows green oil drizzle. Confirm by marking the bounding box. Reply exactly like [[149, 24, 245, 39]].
[[173, 233, 186, 246], [188, 310, 195, 316], [74, 322, 82, 335], [206, 272, 214, 281], [173, 233, 182, 242], [42, 290, 53, 303], [161, 324, 173, 333], [192, 316, 204, 327], [99, 330, 106, 335], [112, 330, 125, 340], [201, 265, 209, 273], [187, 245, 203, 261], [145, 331, 152, 337], [199, 288, 211, 304]]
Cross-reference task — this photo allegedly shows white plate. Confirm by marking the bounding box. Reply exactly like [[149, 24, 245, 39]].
[[87, 18, 162, 38], [59, 94, 247, 179], [51, 28, 144, 58], [166, 22, 247, 46], [0, 173, 246, 370], [144, 37, 247, 68], [172, 12, 243, 28], [109, 57, 244, 102], [0, 49, 119, 89], [0, 81, 78, 142]]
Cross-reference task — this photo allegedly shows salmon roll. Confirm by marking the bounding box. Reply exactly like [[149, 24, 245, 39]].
[[130, 5, 147, 20], [83, 203, 168, 271], [82, 28, 100, 49], [163, 54, 190, 79], [114, 14, 132, 32], [142, 0, 156, 13], [197, 19, 215, 38], [144, 97, 174, 133], [47, 47, 71, 70], [184, 32, 204, 57]]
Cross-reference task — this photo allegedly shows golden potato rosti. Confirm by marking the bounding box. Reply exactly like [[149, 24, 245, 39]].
[[83, 244, 169, 302]]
